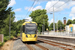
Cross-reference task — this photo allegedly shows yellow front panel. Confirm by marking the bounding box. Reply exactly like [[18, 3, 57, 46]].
[[27, 34, 36, 38], [22, 33, 37, 42], [25, 38, 37, 41]]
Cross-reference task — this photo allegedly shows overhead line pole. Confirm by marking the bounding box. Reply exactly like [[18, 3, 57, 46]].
[[53, 5, 55, 32], [51, 0, 69, 32]]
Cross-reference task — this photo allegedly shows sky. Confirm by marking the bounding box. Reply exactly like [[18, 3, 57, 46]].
[[7, 0, 75, 24]]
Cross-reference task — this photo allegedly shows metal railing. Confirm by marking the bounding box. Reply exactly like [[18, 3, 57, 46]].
[[40, 31, 75, 37]]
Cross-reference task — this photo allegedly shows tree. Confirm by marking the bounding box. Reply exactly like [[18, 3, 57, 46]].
[[0, 0, 9, 18], [0, 0, 12, 32], [16, 19, 25, 33], [49, 23, 53, 31], [57, 20, 64, 30], [49, 23, 57, 31], [72, 19, 75, 24], [1, 12, 15, 36], [29, 9, 48, 32], [66, 19, 72, 25]]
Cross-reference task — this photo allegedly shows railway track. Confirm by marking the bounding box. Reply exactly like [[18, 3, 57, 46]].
[[25, 43, 49, 50], [38, 38, 75, 50], [13, 38, 75, 50], [35, 44, 49, 50], [25, 44, 35, 50]]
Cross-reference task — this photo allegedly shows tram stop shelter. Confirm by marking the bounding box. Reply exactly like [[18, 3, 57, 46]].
[[65, 24, 75, 33]]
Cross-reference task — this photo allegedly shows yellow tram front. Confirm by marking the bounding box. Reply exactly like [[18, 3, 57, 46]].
[[21, 22, 37, 42]]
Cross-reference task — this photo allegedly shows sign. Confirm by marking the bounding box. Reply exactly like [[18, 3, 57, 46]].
[[0, 34, 4, 42]]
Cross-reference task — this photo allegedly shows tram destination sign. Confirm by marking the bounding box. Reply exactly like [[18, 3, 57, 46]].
[[26, 23, 36, 27]]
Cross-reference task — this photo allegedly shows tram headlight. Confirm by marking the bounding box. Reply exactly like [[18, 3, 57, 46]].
[[26, 35, 28, 37], [34, 35, 36, 37]]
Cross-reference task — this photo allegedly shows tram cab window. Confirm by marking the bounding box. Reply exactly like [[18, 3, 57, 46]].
[[26, 30, 36, 34], [23, 25, 25, 32]]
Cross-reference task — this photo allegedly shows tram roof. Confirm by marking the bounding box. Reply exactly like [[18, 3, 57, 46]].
[[22, 22, 37, 25]]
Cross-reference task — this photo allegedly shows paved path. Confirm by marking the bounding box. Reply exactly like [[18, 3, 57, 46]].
[[13, 39, 29, 50]]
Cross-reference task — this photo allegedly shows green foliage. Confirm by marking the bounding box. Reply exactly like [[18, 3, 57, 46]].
[[49, 28, 53, 31], [29, 9, 48, 32], [10, 36, 14, 39], [0, 41, 4, 47], [1, 12, 15, 36], [49, 23, 57, 31], [49, 20, 65, 31], [0, 0, 25, 43], [57, 20, 64, 30], [17, 33, 20, 37], [0, 0, 11, 29], [16, 19, 25, 33], [4, 36, 10, 42], [4, 36, 14, 42], [49, 23, 53, 31], [72, 19, 75, 24], [0, 0, 16, 37], [66, 19, 72, 25]]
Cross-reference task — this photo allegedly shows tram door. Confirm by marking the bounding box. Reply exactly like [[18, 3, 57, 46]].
[[70, 27, 73, 32]]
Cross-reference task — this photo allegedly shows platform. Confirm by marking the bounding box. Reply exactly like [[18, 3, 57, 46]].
[[38, 31, 75, 39], [38, 34, 75, 46], [38, 35, 75, 39]]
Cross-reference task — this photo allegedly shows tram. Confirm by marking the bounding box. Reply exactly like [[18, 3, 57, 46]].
[[20, 22, 37, 42]]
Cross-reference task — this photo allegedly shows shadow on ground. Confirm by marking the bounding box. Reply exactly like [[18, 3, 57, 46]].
[[13, 37, 44, 44], [23, 40, 44, 44]]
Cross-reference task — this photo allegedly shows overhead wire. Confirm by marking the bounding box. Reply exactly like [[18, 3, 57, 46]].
[[47, 1, 59, 12], [25, 0, 36, 19], [26, 0, 39, 18], [50, 0, 70, 12]]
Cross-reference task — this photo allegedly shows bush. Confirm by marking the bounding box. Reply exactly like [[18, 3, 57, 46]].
[[10, 36, 14, 40], [49, 28, 53, 31], [17, 33, 20, 37], [0, 41, 4, 47], [4, 36, 10, 42]]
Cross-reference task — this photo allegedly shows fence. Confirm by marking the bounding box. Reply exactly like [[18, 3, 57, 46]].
[[41, 31, 75, 37]]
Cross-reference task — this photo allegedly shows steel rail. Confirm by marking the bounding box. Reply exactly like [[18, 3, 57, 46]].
[[35, 44, 49, 50], [25, 44, 35, 50], [39, 38, 75, 47], [38, 38, 75, 48], [38, 38, 72, 50]]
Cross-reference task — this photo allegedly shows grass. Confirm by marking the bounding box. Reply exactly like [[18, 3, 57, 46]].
[[0, 41, 4, 47], [0, 35, 15, 47]]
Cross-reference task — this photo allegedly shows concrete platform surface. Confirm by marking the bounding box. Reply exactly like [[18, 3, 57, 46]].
[[38, 35, 75, 39]]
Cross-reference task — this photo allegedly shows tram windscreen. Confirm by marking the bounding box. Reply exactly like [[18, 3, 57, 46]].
[[26, 31, 35, 34], [25, 23, 37, 34]]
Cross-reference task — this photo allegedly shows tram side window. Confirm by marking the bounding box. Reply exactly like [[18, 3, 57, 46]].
[[23, 25, 25, 32]]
